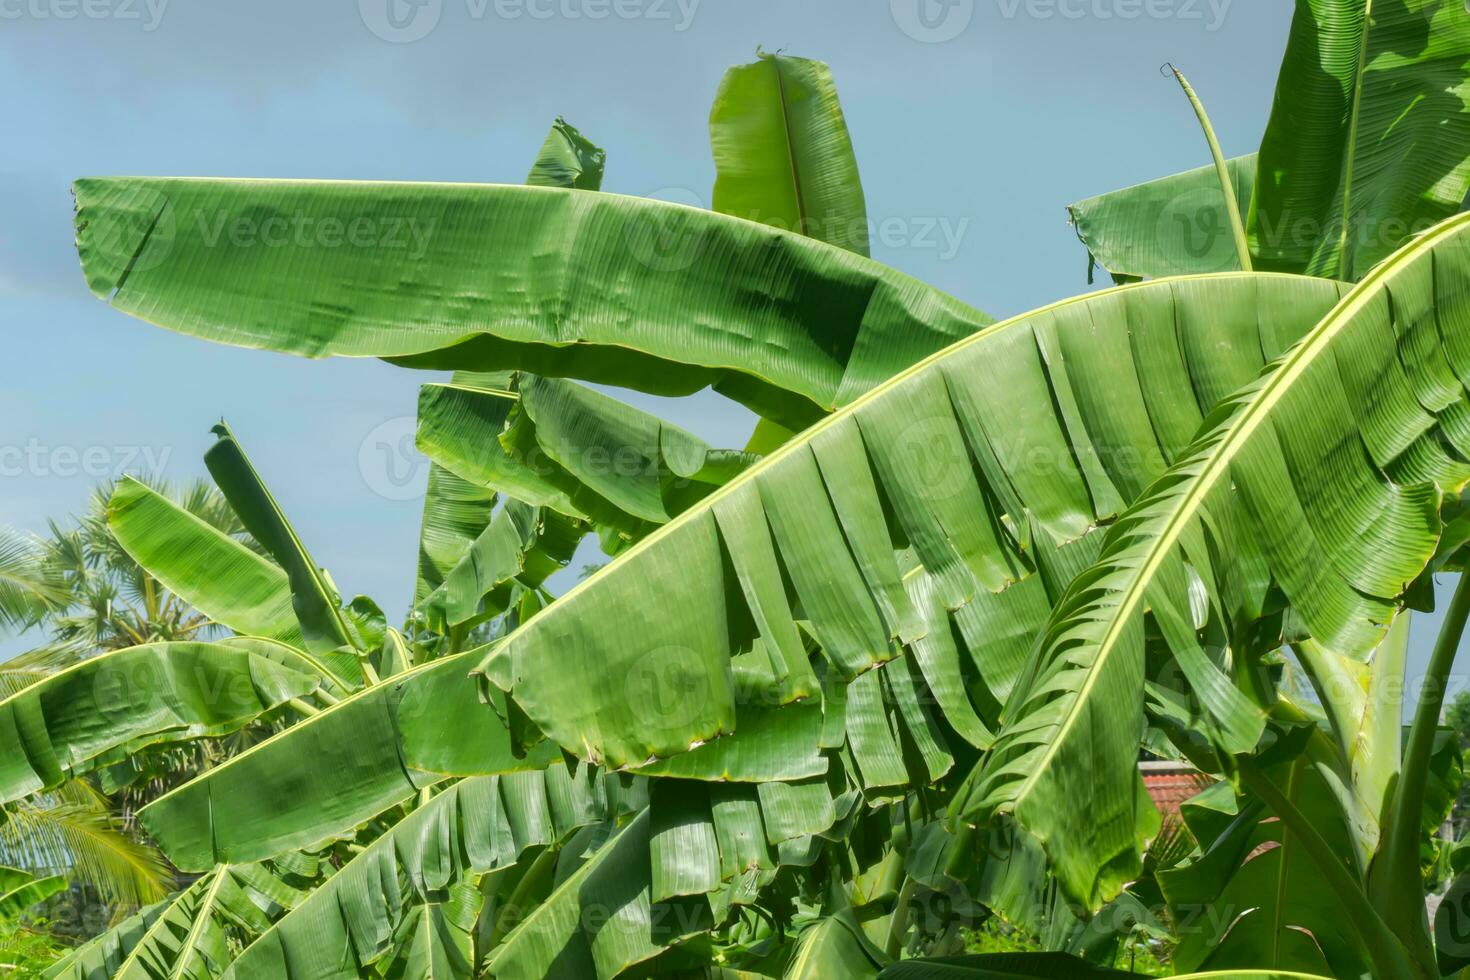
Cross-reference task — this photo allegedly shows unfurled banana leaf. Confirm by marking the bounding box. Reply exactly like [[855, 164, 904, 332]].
[[710, 51, 868, 256], [953, 212, 1470, 916], [1250, 0, 1470, 279], [1067, 155, 1256, 283], [0, 641, 323, 805], [71, 178, 994, 427], [1160, 773, 1370, 977], [106, 476, 306, 651], [45, 863, 303, 980], [417, 375, 757, 543], [204, 422, 356, 662], [222, 767, 640, 979], [136, 652, 559, 871], [468, 271, 1345, 775], [0, 865, 66, 925]]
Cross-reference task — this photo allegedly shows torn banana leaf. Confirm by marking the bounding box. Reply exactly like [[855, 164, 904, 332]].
[[223, 767, 641, 979], [1067, 154, 1256, 283], [137, 651, 559, 871], [46, 863, 303, 980], [71, 177, 994, 427], [954, 212, 1470, 912], [0, 641, 323, 805], [417, 374, 757, 544], [710, 50, 869, 256], [469, 271, 1345, 775]]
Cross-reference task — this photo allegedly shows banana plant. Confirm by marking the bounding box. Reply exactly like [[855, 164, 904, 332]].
[[47, 29, 1470, 980], [1070, 0, 1470, 284]]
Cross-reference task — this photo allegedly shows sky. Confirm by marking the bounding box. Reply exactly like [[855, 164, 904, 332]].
[[1, 0, 1456, 709]]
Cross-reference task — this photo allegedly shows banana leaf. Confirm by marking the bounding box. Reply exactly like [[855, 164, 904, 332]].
[[0, 641, 323, 805], [953, 211, 1470, 913], [107, 476, 306, 652], [0, 865, 66, 926], [467, 272, 1345, 776], [710, 51, 868, 256], [1067, 155, 1256, 283], [71, 177, 994, 427], [1250, 0, 1470, 279]]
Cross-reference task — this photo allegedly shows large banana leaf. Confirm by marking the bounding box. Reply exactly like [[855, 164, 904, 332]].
[[136, 651, 560, 871], [468, 272, 1345, 775], [222, 767, 640, 979], [107, 476, 305, 652], [0, 641, 322, 804], [1067, 155, 1256, 283], [1250, 0, 1470, 279], [71, 178, 994, 427], [709, 51, 868, 256], [953, 211, 1470, 913]]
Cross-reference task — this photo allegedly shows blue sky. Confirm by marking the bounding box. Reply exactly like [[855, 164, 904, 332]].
[[4, 0, 1454, 704]]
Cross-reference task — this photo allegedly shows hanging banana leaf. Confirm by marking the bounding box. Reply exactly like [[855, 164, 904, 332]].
[[877, 957, 1331, 979], [784, 910, 889, 980], [467, 271, 1345, 775], [1250, 0, 1470, 279], [1067, 155, 1257, 283], [953, 212, 1470, 915], [710, 50, 868, 256], [71, 177, 994, 427], [222, 767, 641, 979], [135, 650, 567, 871], [0, 865, 66, 925], [417, 375, 757, 543], [106, 476, 304, 650], [418, 499, 582, 632], [0, 641, 323, 805]]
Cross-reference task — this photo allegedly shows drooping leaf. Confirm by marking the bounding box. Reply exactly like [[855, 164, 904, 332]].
[[136, 651, 557, 871], [0, 641, 322, 804], [526, 116, 605, 191], [468, 272, 1344, 777], [0, 865, 66, 926], [710, 50, 869, 256], [71, 178, 994, 427]]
